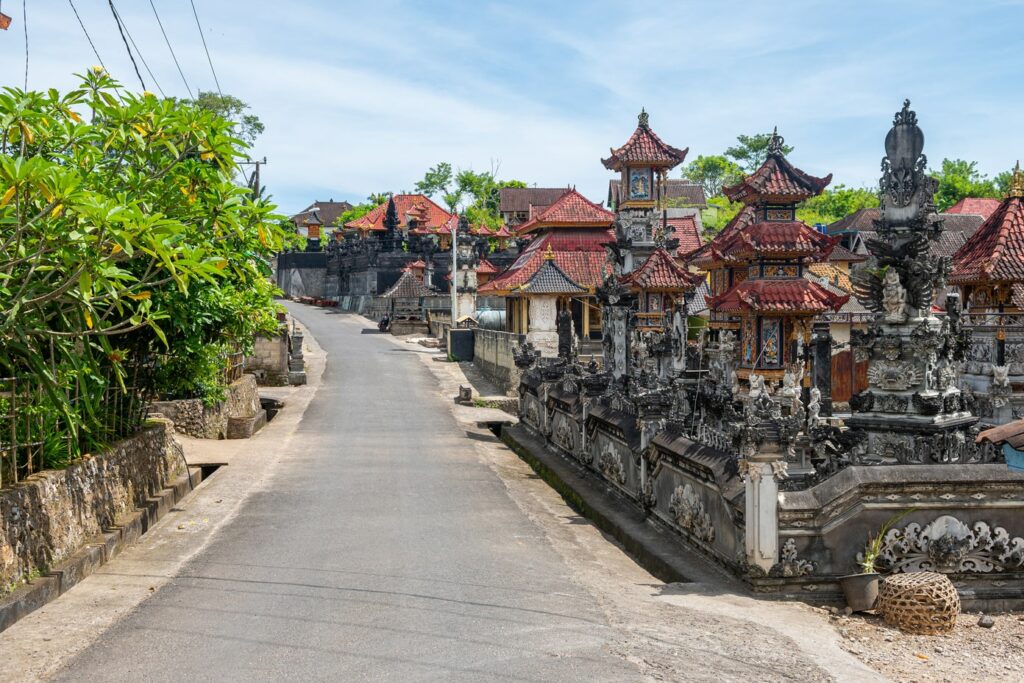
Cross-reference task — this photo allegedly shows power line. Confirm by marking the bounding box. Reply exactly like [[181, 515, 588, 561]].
[[189, 0, 221, 96], [148, 0, 193, 99], [22, 0, 27, 89], [68, 0, 106, 71], [115, 9, 166, 97], [107, 1, 146, 91]]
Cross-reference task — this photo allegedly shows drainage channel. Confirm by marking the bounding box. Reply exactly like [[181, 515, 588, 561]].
[[0, 461, 225, 634]]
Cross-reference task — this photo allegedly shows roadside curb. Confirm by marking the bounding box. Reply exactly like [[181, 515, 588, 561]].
[[0, 465, 209, 633], [501, 423, 742, 589]]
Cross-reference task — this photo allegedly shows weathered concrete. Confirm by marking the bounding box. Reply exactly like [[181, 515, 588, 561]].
[[473, 328, 524, 395], [245, 330, 290, 386]]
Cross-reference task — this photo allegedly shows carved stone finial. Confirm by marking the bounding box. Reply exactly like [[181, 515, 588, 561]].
[[638, 108, 649, 129], [894, 99, 917, 126], [1010, 160, 1024, 199], [767, 126, 785, 156]]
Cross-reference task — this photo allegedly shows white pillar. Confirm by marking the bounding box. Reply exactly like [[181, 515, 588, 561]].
[[742, 452, 786, 572], [526, 296, 558, 357]]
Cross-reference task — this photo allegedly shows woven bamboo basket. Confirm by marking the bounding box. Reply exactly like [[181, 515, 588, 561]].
[[878, 572, 960, 635]]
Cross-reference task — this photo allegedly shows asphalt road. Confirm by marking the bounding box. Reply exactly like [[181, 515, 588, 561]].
[[54, 307, 642, 682]]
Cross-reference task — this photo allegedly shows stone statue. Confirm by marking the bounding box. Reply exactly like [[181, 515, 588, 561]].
[[557, 309, 574, 360], [882, 268, 908, 323], [808, 387, 822, 429], [730, 370, 740, 396], [748, 373, 766, 399], [781, 363, 803, 398]]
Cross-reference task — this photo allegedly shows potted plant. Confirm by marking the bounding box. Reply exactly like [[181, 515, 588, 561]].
[[839, 508, 914, 612]]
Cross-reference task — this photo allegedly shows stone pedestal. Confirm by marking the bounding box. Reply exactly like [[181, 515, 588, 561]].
[[527, 297, 558, 357]]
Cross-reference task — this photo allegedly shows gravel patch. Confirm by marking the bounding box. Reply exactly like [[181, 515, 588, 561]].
[[827, 608, 1024, 682]]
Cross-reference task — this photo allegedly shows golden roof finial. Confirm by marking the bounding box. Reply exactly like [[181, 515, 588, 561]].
[[543, 244, 556, 261], [1009, 160, 1024, 199]]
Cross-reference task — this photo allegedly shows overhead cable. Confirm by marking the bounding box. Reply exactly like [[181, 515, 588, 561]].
[[68, 0, 106, 71], [189, 0, 221, 96], [107, 0, 146, 90], [148, 0, 193, 99]]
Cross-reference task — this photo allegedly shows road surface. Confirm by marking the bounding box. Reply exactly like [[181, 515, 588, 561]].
[[53, 307, 644, 681]]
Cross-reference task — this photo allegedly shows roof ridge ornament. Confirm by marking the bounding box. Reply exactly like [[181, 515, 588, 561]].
[[543, 244, 557, 260], [1009, 160, 1024, 199], [638, 108, 649, 129], [767, 126, 786, 156]]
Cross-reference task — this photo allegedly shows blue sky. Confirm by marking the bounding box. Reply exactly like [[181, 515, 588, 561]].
[[5, 0, 1024, 214]]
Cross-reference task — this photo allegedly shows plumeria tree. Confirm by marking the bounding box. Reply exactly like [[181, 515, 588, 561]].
[[0, 69, 285, 459]]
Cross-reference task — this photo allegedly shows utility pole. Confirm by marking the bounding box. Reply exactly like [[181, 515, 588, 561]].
[[239, 157, 267, 198], [450, 215, 458, 326]]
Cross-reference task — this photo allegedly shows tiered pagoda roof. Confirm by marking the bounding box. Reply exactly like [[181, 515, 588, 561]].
[[709, 279, 849, 314], [709, 220, 839, 263], [689, 206, 757, 269], [344, 194, 452, 233], [621, 248, 702, 291], [515, 188, 615, 234], [950, 164, 1024, 285], [601, 109, 688, 171], [721, 131, 831, 205], [478, 228, 612, 295]]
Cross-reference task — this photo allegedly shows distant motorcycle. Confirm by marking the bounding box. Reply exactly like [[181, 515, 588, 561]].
[[378, 314, 391, 333]]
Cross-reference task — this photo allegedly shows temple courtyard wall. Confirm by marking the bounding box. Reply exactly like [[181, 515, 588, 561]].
[[514, 371, 1024, 610]]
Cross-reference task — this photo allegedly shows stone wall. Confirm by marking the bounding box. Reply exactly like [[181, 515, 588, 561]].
[[150, 375, 261, 439], [473, 329, 525, 395], [245, 331, 290, 386], [0, 420, 182, 588]]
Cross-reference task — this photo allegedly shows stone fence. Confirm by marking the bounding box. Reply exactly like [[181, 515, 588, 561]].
[[276, 251, 327, 299], [0, 420, 182, 590], [150, 375, 262, 439], [474, 329, 525, 395]]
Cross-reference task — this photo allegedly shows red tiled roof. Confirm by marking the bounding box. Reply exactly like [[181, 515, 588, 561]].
[[670, 215, 704, 257], [950, 196, 1024, 284], [494, 225, 513, 238], [478, 228, 612, 293], [946, 197, 1002, 220], [344, 194, 451, 232], [515, 189, 614, 234], [476, 258, 499, 275], [622, 249, 701, 291], [711, 221, 839, 262], [709, 278, 849, 314], [689, 206, 757, 268], [406, 259, 426, 269], [722, 153, 831, 204], [828, 243, 867, 263], [602, 111, 688, 170]]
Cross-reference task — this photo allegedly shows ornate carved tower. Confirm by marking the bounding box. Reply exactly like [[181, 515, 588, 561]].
[[602, 110, 689, 272], [847, 101, 980, 464]]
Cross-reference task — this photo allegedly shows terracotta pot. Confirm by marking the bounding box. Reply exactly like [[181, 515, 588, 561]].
[[839, 572, 880, 612]]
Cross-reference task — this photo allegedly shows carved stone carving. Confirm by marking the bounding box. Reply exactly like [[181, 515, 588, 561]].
[[874, 515, 1024, 574], [882, 268, 909, 323], [668, 484, 715, 543], [992, 365, 1012, 408], [768, 539, 816, 577], [598, 445, 627, 485], [867, 360, 922, 391]]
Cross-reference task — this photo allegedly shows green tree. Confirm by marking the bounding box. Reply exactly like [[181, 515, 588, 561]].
[[188, 91, 265, 146], [797, 184, 879, 226], [700, 196, 744, 233], [725, 132, 794, 172], [682, 154, 743, 198], [414, 162, 453, 198], [0, 69, 285, 455], [930, 158, 999, 212]]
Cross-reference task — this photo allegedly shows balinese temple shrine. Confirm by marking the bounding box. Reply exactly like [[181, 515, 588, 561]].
[[603, 109, 690, 270], [343, 193, 452, 239], [951, 162, 1024, 425], [699, 131, 848, 392], [478, 189, 614, 355], [621, 248, 703, 331]]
